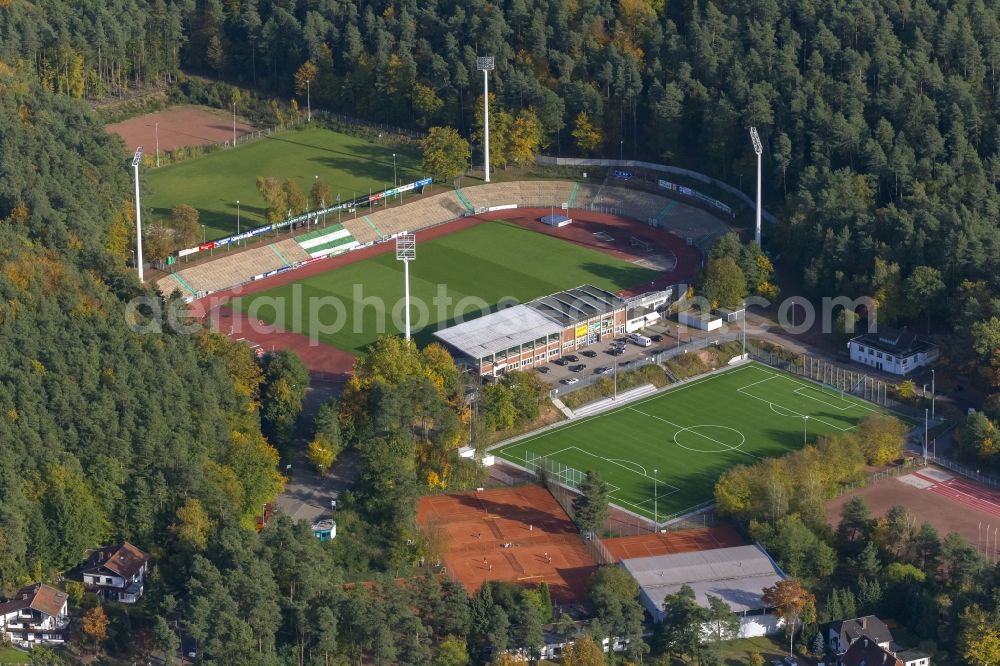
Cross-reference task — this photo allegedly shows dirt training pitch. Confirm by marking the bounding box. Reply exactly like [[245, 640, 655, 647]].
[[416, 486, 598, 602], [827, 465, 1000, 557], [106, 105, 253, 152]]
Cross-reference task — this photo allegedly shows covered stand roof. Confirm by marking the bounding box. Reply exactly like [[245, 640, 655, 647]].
[[433, 304, 563, 360], [527, 284, 625, 327]]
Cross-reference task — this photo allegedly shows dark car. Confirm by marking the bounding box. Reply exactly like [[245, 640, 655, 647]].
[[564, 354, 579, 362], [581, 350, 598, 358], [537, 366, 550, 374], [595, 366, 612, 375], [650, 334, 663, 342], [554, 358, 569, 366], [570, 364, 587, 372]]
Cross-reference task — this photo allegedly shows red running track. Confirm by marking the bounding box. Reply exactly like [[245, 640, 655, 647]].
[[922, 474, 1000, 520]]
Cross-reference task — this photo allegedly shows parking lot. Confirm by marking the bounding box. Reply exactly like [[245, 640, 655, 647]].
[[536, 326, 681, 388]]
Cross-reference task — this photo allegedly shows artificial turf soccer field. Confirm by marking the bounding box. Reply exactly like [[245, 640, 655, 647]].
[[146, 125, 421, 240], [495, 361, 907, 522], [232, 221, 658, 354]]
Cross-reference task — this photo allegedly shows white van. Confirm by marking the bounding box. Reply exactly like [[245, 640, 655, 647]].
[[629, 333, 652, 347]]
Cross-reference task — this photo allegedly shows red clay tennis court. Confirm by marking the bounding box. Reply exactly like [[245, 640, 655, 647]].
[[601, 525, 747, 561], [416, 486, 598, 602]]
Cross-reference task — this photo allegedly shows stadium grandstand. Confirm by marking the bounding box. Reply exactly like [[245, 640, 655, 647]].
[[158, 180, 725, 300]]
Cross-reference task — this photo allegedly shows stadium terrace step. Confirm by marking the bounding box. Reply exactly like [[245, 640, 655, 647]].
[[569, 383, 659, 419]]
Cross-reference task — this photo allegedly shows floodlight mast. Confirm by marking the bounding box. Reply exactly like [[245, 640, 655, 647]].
[[750, 126, 763, 246], [131, 147, 144, 282], [396, 234, 416, 341], [477, 56, 495, 183]]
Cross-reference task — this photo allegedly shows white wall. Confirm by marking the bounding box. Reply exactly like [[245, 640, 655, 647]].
[[678, 311, 722, 331], [848, 341, 937, 376], [738, 614, 783, 638]]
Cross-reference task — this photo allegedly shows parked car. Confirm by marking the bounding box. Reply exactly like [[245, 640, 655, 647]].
[[581, 350, 598, 358], [595, 366, 612, 375], [564, 354, 579, 362], [537, 366, 550, 374], [554, 358, 568, 366], [570, 364, 587, 372], [561, 377, 579, 385], [609, 349, 624, 356], [650, 334, 663, 342]]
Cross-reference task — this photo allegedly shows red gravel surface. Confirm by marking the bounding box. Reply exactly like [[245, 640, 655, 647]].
[[416, 486, 598, 602], [602, 526, 747, 561], [106, 105, 253, 152], [826, 467, 1000, 553], [191, 210, 702, 379]]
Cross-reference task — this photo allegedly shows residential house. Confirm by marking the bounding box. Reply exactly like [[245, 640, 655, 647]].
[[829, 615, 894, 655], [829, 616, 930, 666], [840, 637, 902, 666], [82, 542, 150, 603], [0, 583, 70, 645]]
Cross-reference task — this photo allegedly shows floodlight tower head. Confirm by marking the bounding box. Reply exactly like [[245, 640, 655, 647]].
[[750, 126, 762, 156], [132, 146, 144, 168], [395, 233, 416, 261], [396, 233, 416, 341], [476, 56, 495, 72]]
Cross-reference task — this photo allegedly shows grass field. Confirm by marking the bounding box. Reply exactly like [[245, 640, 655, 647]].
[[233, 221, 658, 353], [146, 125, 421, 240], [495, 362, 904, 521], [0, 646, 29, 663]]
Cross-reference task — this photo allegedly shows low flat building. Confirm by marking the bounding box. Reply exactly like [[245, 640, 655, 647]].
[[0, 583, 70, 645], [620, 544, 786, 638], [847, 327, 938, 375], [434, 284, 627, 376]]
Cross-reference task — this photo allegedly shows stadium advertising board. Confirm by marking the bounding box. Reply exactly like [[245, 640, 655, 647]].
[[657, 178, 733, 216], [574, 324, 588, 338]]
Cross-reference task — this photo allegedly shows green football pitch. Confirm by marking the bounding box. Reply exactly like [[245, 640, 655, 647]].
[[494, 362, 905, 522], [232, 221, 658, 354], [146, 125, 421, 240]]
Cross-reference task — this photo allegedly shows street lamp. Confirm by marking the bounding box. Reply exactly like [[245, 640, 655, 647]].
[[653, 468, 658, 529], [476, 56, 495, 183], [236, 200, 240, 247], [750, 126, 763, 245], [393, 153, 398, 188], [931, 369, 936, 419], [802, 415, 809, 445], [154, 122, 160, 167], [619, 139, 623, 162], [232, 101, 237, 146], [306, 79, 311, 122]]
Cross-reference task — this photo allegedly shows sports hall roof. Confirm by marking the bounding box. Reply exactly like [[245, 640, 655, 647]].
[[620, 544, 785, 614], [433, 304, 563, 360], [527, 284, 625, 326]]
